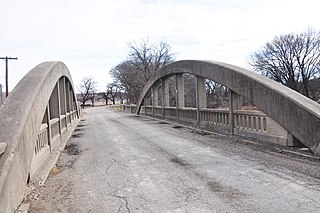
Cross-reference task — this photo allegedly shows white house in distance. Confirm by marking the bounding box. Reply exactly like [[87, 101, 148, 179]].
[[0, 84, 6, 106]]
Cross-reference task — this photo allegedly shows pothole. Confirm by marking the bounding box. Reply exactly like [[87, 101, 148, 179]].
[[207, 181, 224, 192], [71, 133, 83, 138], [64, 143, 80, 155], [172, 125, 183, 129], [190, 129, 210, 136], [157, 121, 168, 124], [170, 157, 189, 167]]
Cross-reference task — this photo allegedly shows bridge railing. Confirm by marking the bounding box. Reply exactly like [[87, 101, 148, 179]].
[[0, 62, 80, 212], [178, 107, 197, 122], [133, 60, 320, 155], [113, 104, 287, 146], [32, 109, 79, 169]]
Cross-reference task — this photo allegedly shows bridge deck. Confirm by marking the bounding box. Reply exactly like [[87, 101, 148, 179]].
[[25, 106, 320, 212]]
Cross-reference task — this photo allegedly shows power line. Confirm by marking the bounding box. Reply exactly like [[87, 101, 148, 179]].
[[0, 56, 18, 97]]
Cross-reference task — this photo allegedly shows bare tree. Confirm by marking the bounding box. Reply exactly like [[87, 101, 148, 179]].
[[110, 39, 175, 104], [110, 61, 144, 104], [250, 29, 320, 98], [127, 39, 174, 81], [78, 77, 97, 108], [106, 83, 124, 105]]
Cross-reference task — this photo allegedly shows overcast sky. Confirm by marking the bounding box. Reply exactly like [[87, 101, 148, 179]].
[[1, 0, 320, 92]]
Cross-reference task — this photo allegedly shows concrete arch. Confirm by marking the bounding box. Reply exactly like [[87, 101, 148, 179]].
[[0, 62, 79, 212], [136, 60, 320, 155]]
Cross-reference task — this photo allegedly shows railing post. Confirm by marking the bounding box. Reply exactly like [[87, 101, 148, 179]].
[[175, 73, 184, 121], [175, 75, 179, 120], [163, 78, 170, 107], [48, 82, 61, 138], [57, 81, 62, 136], [151, 86, 155, 116], [58, 78, 66, 130], [63, 77, 68, 129], [154, 85, 159, 107], [229, 90, 235, 135], [196, 76, 207, 124], [161, 78, 165, 118], [66, 80, 72, 122], [144, 97, 147, 115], [46, 105, 52, 152], [229, 90, 241, 135]]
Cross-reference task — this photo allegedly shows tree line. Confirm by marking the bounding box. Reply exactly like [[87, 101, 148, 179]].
[[78, 29, 320, 108]]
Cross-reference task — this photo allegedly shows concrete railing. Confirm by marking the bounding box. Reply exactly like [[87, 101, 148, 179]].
[[31, 110, 79, 172], [179, 107, 197, 123], [34, 124, 49, 155], [135, 60, 320, 155], [116, 105, 288, 146], [0, 62, 79, 212]]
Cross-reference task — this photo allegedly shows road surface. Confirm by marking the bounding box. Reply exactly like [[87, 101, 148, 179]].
[[26, 106, 320, 212]]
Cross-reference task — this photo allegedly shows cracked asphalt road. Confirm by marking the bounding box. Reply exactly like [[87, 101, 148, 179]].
[[27, 106, 320, 212]]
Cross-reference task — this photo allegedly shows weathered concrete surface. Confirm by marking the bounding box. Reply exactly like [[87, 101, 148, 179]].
[[136, 60, 320, 155], [0, 143, 6, 156], [26, 107, 320, 212], [0, 62, 79, 212]]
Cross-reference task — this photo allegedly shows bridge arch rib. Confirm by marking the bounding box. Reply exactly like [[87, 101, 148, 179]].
[[0, 61, 79, 212], [136, 60, 320, 155]]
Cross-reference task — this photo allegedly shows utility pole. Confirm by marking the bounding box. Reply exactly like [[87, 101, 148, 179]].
[[0, 56, 18, 97]]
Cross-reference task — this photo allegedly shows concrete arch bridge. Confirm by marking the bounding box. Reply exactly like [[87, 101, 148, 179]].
[[0, 62, 79, 212], [0, 60, 320, 212], [135, 60, 320, 153]]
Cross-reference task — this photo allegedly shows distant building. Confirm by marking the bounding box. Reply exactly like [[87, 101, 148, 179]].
[[0, 84, 8, 106], [0, 84, 2, 106]]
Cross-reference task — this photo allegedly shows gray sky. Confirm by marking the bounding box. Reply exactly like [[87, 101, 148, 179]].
[[1, 0, 319, 92]]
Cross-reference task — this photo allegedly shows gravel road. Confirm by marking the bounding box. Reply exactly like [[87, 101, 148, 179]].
[[26, 106, 320, 212]]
